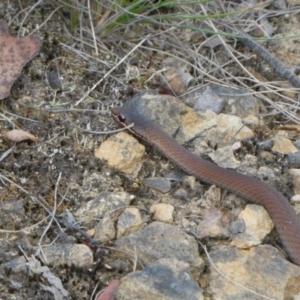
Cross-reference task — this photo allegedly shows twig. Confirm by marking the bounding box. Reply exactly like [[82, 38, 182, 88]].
[[0, 174, 69, 241], [87, 0, 98, 55], [37, 172, 62, 264], [74, 36, 150, 106], [63, 111, 134, 134]]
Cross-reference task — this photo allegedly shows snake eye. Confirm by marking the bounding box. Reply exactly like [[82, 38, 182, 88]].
[[118, 114, 126, 123]]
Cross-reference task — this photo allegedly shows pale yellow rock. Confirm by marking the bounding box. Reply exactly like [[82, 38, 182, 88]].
[[291, 194, 300, 204], [95, 131, 145, 176], [272, 135, 297, 154], [178, 112, 254, 147], [209, 245, 300, 299], [209, 145, 240, 169], [94, 216, 116, 243], [150, 203, 174, 224], [86, 228, 95, 237], [242, 114, 262, 126], [240, 204, 274, 236], [231, 204, 274, 249], [289, 169, 300, 195]]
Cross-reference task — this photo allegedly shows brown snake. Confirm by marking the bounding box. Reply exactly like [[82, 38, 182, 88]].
[[112, 104, 300, 266]]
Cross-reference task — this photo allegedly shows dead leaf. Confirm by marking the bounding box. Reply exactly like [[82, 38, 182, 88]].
[[96, 280, 119, 300], [195, 208, 230, 239], [0, 21, 40, 99], [4, 129, 41, 142], [162, 58, 193, 95]]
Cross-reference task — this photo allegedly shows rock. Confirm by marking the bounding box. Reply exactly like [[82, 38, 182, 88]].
[[178, 112, 254, 147], [195, 208, 230, 239], [231, 141, 242, 151], [27, 257, 69, 298], [116, 258, 204, 300], [194, 85, 226, 113], [272, 135, 298, 154], [289, 169, 300, 195], [119, 91, 254, 148], [259, 150, 274, 162], [118, 91, 187, 137], [242, 114, 261, 126], [181, 217, 196, 229], [43, 243, 93, 267], [185, 83, 263, 118], [231, 204, 274, 249], [115, 222, 204, 278], [295, 138, 300, 149], [75, 191, 131, 220], [295, 205, 300, 216], [229, 219, 245, 234], [257, 139, 274, 150], [291, 194, 300, 204], [95, 131, 145, 176], [94, 216, 116, 243], [79, 192, 132, 242], [164, 169, 187, 181], [192, 140, 214, 157], [198, 185, 221, 209], [117, 207, 144, 239], [173, 188, 189, 201], [208, 145, 240, 169], [9, 280, 22, 290], [2, 256, 27, 274], [287, 151, 300, 168], [150, 203, 174, 223], [142, 177, 171, 193], [209, 245, 300, 299]]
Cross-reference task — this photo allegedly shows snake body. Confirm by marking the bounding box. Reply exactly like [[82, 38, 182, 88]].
[[112, 104, 300, 266]]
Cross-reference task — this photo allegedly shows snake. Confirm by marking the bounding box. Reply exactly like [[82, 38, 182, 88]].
[[111, 102, 300, 266]]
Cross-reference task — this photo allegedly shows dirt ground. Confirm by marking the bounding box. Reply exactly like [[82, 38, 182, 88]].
[[1, 0, 300, 299]]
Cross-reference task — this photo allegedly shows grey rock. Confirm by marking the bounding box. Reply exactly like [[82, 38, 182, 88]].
[[115, 222, 204, 278], [185, 83, 263, 117], [288, 151, 300, 168], [43, 243, 93, 267], [230, 219, 245, 234], [116, 258, 204, 300], [194, 86, 226, 113], [142, 177, 171, 193]]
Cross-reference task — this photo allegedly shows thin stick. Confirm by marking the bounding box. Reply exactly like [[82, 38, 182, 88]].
[[74, 36, 149, 106], [87, 0, 98, 55]]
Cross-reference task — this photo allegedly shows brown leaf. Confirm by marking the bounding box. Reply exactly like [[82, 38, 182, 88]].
[[4, 129, 41, 142], [0, 21, 40, 99], [162, 58, 193, 95], [96, 280, 119, 300]]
